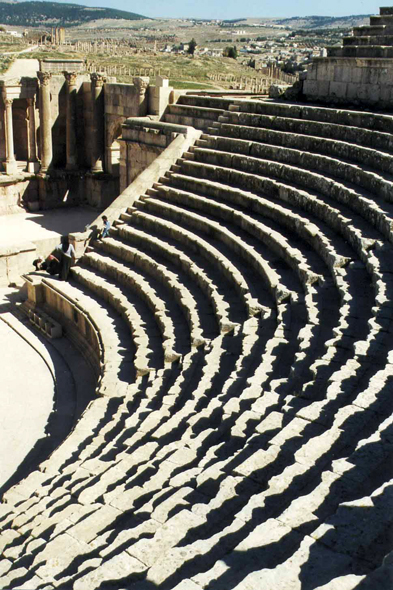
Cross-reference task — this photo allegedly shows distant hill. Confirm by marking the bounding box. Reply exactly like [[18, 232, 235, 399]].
[[274, 14, 370, 29], [223, 14, 370, 30], [0, 1, 147, 27]]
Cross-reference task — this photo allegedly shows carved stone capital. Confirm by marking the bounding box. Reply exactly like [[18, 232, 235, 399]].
[[37, 71, 52, 86], [133, 77, 149, 95], [4, 97, 13, 107], [64, 71, 78, 86], [90, 72, 106, 87]]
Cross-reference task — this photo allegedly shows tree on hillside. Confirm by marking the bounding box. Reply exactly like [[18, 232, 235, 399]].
[[224, 46, 238, 59], [188, 38, 197, 55]]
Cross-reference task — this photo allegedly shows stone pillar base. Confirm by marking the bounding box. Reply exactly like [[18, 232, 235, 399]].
[[27, 161, 40, 173], [5, 160, 18, 175]]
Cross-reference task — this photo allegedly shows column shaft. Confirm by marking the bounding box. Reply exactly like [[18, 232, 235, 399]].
[[27, 97, 39, 173], [64, 72, 78, 170], [4, 97, 17, 174], [38, 71, 53, 173], [90, 73, 105, 172]]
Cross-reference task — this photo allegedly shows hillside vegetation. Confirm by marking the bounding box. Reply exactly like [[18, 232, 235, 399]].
[[0, 1, 146, 27]]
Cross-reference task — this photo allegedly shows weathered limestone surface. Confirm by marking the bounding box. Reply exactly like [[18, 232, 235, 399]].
[[304, 7, 393, 106], [2, 92, 393, 590]]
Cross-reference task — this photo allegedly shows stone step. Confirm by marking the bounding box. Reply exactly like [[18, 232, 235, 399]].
[[154, 184, 322, 290], [221, 114, 393, 155], [71, 265, 162, 373], [185, 150, 393, 250], [116, 223, 239, 334], [163, 103, 225, 130], [352, 25, 387, 36], [195, 137, 393, 205], [204, 125, 393, 177], [231, 101, 393, 134], [166, 103, 225, 120], [177, 94, 236, 110], [343, 34, 393, 46], [93, 237, 206, 349], [135, 196, 294, 307], [328, 45, 393, 58], [163, 113, 220, 131], [82, 250, 187, 362], [370, 14, 393, 25]]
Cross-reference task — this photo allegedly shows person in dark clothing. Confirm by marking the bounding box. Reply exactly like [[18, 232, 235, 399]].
[[55, 235, 76, 281], [33, 254, 60, 276]]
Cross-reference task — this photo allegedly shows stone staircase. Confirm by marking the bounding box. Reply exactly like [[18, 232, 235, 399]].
[[332, 7, 393, 57], [1, 95, 393, 589]]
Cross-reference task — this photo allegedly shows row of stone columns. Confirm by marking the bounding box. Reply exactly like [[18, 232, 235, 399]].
[[2, 71, 106, 175]]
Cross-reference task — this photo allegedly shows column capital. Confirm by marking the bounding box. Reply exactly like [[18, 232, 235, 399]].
[[90, 72, 106, 87], [4, 97, 13, 107], [64, 71, 78, 86], [133, 76, 149, 95], [37, 71, 52, 86]]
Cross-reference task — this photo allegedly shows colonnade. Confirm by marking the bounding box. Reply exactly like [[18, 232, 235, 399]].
[[2, 71, 107, 176]]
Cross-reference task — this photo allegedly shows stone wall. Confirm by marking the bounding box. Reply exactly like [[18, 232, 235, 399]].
[[25, 276, 102, 377], [0, 241, 36, 287], [120, 119, 189, 187], [0, 177, 38, 214], [304, 57, 393, 106]]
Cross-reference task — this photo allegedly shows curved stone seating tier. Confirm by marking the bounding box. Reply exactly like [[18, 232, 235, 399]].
[[72, 264, 169, 373], [153, 174, 377, 398], [163, 104, 227, 131], [81, 249, 191, 361], [187, 147, 393, 247], [135, 197, 298, 306], [2, 97, 393, 589], [232, 99, 393, 133], [41, 276, 138, 390], [198, 135, 393, 205], [223, 111, 393, 153], [93, 236, 206, 349], [116, 223, 240, 336], [210, 124, 393, 175], [127, 206, 270, 318]]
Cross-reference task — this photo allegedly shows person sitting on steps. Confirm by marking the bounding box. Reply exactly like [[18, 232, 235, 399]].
[[101, 215, 111, 239]]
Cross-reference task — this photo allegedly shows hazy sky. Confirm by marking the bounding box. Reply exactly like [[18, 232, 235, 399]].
[[30, 0, 381, 20]]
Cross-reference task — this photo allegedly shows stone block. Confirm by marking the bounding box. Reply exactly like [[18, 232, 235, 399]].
[[303, 80, 318, 96], [305, 65, 317, 80], [350, 67, 364, 83], [329, 81, 348, 99], [346, 83, 359, 100], [380, 85, 393, 103], [333, 65, 351, 83], [155, 76, 169, 87]]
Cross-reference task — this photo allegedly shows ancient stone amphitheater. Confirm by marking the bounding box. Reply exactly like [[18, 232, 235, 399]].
[[1, 92, 393, 589]]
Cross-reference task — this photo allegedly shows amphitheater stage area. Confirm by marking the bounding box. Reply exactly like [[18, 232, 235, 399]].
[[0, 206, 98, 254], [0, 286, 96, 497]]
